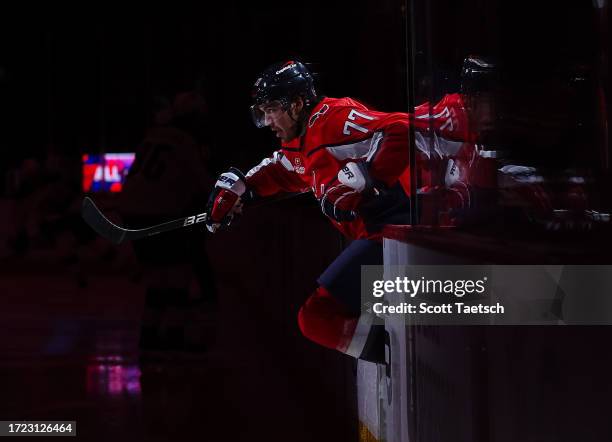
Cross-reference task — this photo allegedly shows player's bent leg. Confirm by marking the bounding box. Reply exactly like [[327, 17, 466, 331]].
[[298, 286, 385, 363], [298, 239, 386, 362], [298, 286, 359, 352]]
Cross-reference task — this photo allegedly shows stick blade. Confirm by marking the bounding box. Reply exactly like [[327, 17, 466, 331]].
[[81, 197, 126, 244]]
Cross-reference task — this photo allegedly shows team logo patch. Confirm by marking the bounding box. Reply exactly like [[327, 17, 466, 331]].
[[294, 157, 306, 174], [308, 104, 330, 127]]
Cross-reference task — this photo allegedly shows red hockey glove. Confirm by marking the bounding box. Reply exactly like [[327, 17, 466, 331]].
[[205, 168, 247, 233], [320, 182, 362, 222]]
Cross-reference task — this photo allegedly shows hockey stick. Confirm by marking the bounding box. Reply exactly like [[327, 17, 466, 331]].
[[81, 197, 200, 244], [81, 191, 309, 244]]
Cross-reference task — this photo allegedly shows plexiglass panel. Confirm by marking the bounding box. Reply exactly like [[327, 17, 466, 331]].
[[405, 0, 610, 246]]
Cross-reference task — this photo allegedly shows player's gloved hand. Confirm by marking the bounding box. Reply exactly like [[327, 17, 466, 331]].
[[320, 162, 377, 222], [320, 182, 361, 222], [205, 167, 247, 233]]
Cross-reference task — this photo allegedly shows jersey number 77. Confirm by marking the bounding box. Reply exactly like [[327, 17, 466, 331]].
[[343, 109, 375, 135]]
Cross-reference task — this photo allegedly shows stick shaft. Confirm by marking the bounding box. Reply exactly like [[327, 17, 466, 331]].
[[81, 191, 309, 244]]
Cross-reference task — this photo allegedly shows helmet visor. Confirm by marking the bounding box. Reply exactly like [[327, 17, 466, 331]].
[[250, 100, 286, 129]]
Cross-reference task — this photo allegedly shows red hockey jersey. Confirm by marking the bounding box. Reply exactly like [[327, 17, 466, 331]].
[[246, 96, 413, 239]]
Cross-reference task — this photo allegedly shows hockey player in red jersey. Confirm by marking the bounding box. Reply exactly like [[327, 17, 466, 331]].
[[202, 60, 416, 362]]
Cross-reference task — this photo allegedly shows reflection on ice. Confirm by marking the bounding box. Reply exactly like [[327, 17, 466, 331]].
[[86, 355, 141, 397]]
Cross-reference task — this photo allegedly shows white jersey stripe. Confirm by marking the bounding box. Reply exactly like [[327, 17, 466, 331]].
[[325, 131, 384, 162], [246, 151, 294, 178], [365, 132, 384, 163]]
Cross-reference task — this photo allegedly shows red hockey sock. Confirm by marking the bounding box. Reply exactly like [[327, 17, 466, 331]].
[[297, 286, 358, 352]]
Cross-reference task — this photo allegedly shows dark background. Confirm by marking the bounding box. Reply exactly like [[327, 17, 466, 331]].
[[0, 2, 408, 179]]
